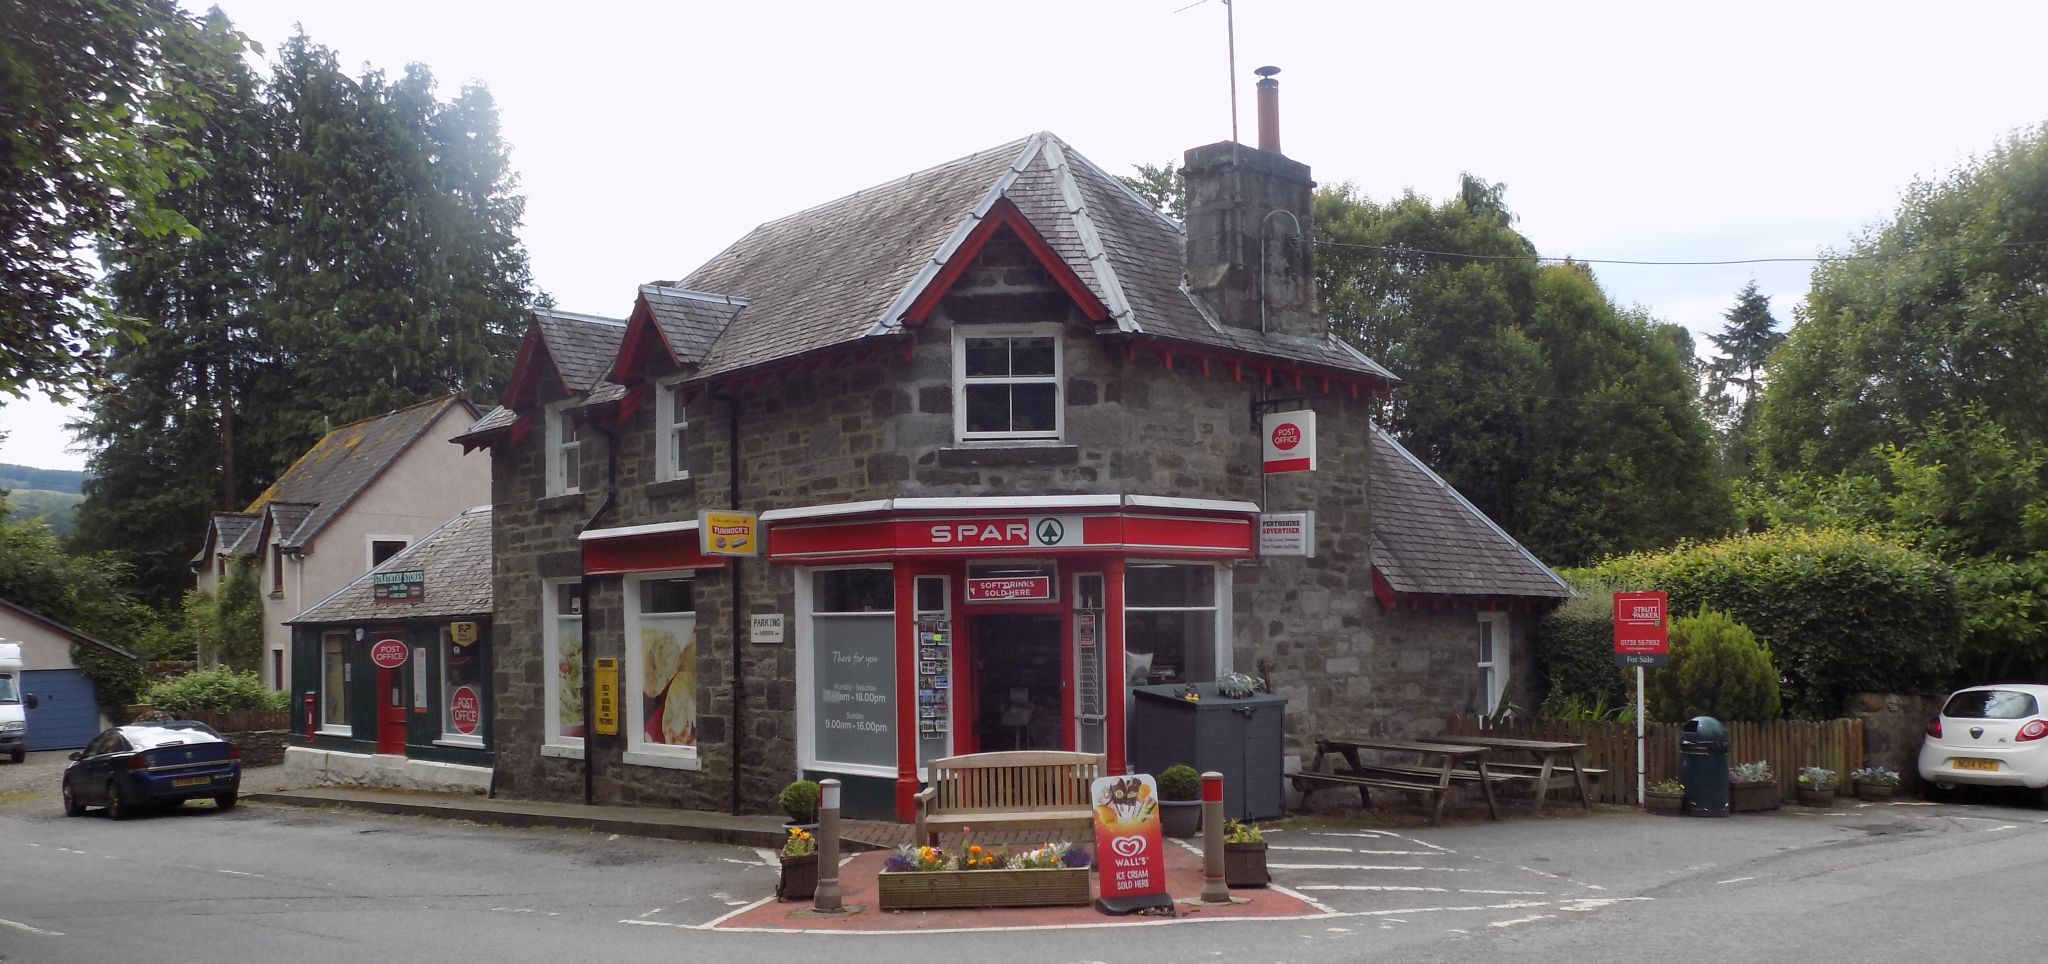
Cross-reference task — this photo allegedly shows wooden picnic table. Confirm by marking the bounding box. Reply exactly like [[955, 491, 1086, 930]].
[[1444, 734, 1603, 814], [1290, 736, 1501, 825]]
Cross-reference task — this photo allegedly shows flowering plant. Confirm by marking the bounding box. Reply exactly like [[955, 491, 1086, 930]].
[[884, 843, 952, 873], [780, 826, 816, 858], [1008, 842, 1073, 869], [1851, 766, 1901, 786], [960, 842, 1008, 870], [1223, 819, 1264, 844], [1729, 761, 1774, 784], [1796, 766, 1836, 789], [1650, 778, 1685, 794]]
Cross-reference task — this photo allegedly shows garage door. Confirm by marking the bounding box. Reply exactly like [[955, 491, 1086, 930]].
[[22, 669, 100, 750]]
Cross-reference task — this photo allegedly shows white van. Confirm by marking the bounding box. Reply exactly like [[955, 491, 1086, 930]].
[[0, 642, 34, 763]]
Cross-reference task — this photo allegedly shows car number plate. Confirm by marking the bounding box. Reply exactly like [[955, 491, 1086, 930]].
[[172, 775, 212, 787], [1954, 758, 2000, 772]]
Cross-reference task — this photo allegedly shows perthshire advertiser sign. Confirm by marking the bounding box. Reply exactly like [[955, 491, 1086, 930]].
[[1612, 591, 1670, 667]]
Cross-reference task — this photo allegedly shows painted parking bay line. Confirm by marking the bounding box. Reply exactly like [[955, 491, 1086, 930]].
[[0, 917, 64, 937], [1271, 863, 1480, 872]]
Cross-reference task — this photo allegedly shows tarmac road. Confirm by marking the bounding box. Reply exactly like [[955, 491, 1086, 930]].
[[3, 787, 2044, 963]]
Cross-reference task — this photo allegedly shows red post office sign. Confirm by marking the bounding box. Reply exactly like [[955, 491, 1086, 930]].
[[1613, 591, 1669, 667], [1090, 774, 1173, 914], [1262, 410, 1317, 474], [449, 685, 481, 735], [965, 576, 1053, 602], [370, 638, 410, 669]]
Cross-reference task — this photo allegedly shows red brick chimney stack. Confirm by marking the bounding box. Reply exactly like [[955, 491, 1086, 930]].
[[1255, 66, 1281, 154]]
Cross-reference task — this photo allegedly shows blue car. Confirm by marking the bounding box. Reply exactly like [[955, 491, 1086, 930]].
[[61, 722, 242, 819]]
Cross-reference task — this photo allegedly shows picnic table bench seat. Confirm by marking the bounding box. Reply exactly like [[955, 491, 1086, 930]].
[[914, 751, 1102, 847]]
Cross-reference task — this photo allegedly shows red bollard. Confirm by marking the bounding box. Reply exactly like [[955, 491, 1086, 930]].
[[1200, 771, 1229, 903]]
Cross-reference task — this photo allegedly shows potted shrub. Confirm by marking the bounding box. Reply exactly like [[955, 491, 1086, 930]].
[[775, 826, 818, 901], [1728, 761, 1780, 812], [1644, 778, 1685, 815], [1156, 765, 1202, 839], [778, 779, 820, 831], [1851, 766, 1902, 800], [1223, 820, 1269, 887], [1795, 766, 1837, 807]]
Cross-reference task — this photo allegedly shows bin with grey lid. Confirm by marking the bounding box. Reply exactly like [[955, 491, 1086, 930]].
[[1680, 715, 1730, 816], [1129, 683, 1287, 820]]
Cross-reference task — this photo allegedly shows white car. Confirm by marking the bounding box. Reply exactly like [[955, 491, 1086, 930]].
[[1918, 684, 2048, 800]]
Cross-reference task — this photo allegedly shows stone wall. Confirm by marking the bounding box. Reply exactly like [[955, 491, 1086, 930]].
[[1849, 691, 1944, 790]]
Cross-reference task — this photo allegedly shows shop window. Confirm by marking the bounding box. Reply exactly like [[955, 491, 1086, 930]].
[[1124, 564, 1225, 686], [439, 625, 486, 745], [805, 567, 896, 774], [546, 401, 582, 496], [320, 631, 350, 731], [655, 379, 690, 482], [542, 579, 585, 752], [953, 325, 1062, 441], [370, 539, 407, 566], [1477, 612, 1509, 716], [625, 574, 698, 768]]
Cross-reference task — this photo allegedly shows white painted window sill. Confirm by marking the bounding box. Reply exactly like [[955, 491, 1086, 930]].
[[623, 749, 702, 771], [540, 742, 585, 761], [434, 738, 486, 750], [316, 727, 352, 738]]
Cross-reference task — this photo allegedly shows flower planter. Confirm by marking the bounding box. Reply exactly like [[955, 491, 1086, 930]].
[[877, 866, 1092, 911], [1159, 799, 1202, 839], [1224, 841, 1269, 887], [1644, 789, 1685, 815], [1796, 786, 1836, 807], [1729, 780, 1781, 812], [776, 854, 817, 901], [1854, 781, 1899, 800]]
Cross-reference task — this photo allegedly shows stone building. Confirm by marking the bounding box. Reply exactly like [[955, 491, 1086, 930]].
[[457, 92, 1570, 820]]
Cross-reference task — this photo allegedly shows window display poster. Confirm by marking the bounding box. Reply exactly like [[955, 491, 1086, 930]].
[[814, 616, 894, 767]]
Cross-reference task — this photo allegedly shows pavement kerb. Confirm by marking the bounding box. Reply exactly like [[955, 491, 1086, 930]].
[[248, 789, 851, 851]]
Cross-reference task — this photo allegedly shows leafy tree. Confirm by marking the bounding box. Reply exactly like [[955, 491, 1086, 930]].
[[1648, 607, 1781, 723], [0, 494, 153, 713], [1706, 281, 1783, 471], [0, 0, 249, 401], [1118, 161, 1185, 221]]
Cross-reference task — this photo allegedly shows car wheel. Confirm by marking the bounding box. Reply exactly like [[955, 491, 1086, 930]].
[[214, 792, 237, 811], [105, 780, 131, 821], [61, 779, 83, 817], [9, 748, 21, 764], [1923, 782, 1954, 803]]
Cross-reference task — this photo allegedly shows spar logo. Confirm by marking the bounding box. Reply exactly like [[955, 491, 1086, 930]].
[[1034, 518, 1065, 546], [925, 516, 1079, 548]]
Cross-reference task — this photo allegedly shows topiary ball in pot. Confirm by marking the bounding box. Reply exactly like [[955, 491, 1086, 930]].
[[778, 779, 820, 827], [1156, 764, 1203, 839]]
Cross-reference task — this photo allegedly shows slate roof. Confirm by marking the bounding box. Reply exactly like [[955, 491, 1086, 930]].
[[1370, 426, 1572, 600], [193, 511, 260, 562], [665, 132, 1397, 383], [232, 396, 477, 553], [534, 309, 628, 392], [288, 506, 493, 624], [640, 285, 741, 367]]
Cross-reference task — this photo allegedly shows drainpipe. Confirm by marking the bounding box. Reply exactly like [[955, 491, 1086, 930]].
[[719, 391, 747, 816], [581, 415, 621, 807]]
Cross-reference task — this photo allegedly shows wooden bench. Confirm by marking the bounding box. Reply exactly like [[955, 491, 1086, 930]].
[[1292, 737, 1501, 825], [914, 751, 1102, 847]]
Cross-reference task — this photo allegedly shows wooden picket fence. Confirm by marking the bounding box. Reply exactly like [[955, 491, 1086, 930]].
[[1444, 715, 1865, 805]]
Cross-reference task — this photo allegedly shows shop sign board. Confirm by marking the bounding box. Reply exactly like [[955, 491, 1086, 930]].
[[372, 569, 425, 604], [593, 658, 620, 735], [921, 515, 1086, 550], [1257, 511, 1315, 557], [769, 512, 1255, 561], [1613, 591, 1670, 667], [449, 621, 480, 646], [449, 685, 481, 735], [749, 613, 785, 645], [370, 638, 408, 669], [1089, 774, 1173, 914], [965, 576, 1053, 602], [698, 510, 760, 557], [1262, 410, 1318, 474]]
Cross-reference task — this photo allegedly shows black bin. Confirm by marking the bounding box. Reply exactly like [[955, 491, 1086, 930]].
[[1680, 716, 1730, 817], [1129, 684, 1287, 820]]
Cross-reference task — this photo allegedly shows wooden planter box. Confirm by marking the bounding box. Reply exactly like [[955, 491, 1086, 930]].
[[1796, 786, 1836, 807], [1224, 841, 1269, 887], [877, 867, 1091, 911], [1644, 789, 1684, 815], [1729, 781, 1781, 812], [776, 854, 817, 901], [1854, 781, 1900, 800]]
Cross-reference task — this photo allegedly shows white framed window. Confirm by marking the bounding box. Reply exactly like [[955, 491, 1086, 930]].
[[541, 579, 585, 756], [624, 572, 699, 769], [1123, 563, 1230, 687], [368, 536, 408, 568], [654, 378, 690, 482], [438, 625, 486, 746], [545, 400, 583, 496], [320, 631, 350, 733], [797, 566, 897, 777], [1478, 611, 1510, 716], [952, 324, 1062, 441]]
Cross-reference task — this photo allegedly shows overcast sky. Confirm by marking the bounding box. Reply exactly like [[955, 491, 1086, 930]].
[[5, 0, 2046, 471]]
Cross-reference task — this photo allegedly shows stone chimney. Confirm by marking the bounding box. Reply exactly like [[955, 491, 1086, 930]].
[[1182, 66, 1318, 338]]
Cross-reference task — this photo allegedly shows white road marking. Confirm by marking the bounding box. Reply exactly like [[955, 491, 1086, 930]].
[[1271, 863, 1477, 872], [218, 869, 263, 878], [1987, 825, 2020, 832], [1488, 913, 1554, 928], [1517, 865, 1564, 879], [0, 917, 63, 937], [1325, 927, 1351, 933], [753, 848, 781, 867], [1270, 883, 1339, 914], [1299, 885, 1450, 893], [1559, 897, 1651, 912], [1272, 845, 1438, 855], [1718, 876, 1756, 884]]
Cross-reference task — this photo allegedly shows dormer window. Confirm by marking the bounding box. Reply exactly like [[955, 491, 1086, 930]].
[[953, 324, 1062, 441], [654, 379, 690, 483], [546, 401, 582, 496]]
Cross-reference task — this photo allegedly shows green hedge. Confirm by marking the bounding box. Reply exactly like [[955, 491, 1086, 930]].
[[141, 667, 289, 716], [1579, 529, 1959, 718], [1534, 578, 1629, 710], [1650, 607, 1781, 723]]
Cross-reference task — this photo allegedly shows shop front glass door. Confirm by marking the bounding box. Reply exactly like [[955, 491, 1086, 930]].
[[971, 613, 1062, 751]]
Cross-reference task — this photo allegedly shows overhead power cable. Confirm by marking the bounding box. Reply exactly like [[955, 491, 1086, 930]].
[[1308, 238, 2048, 267]]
